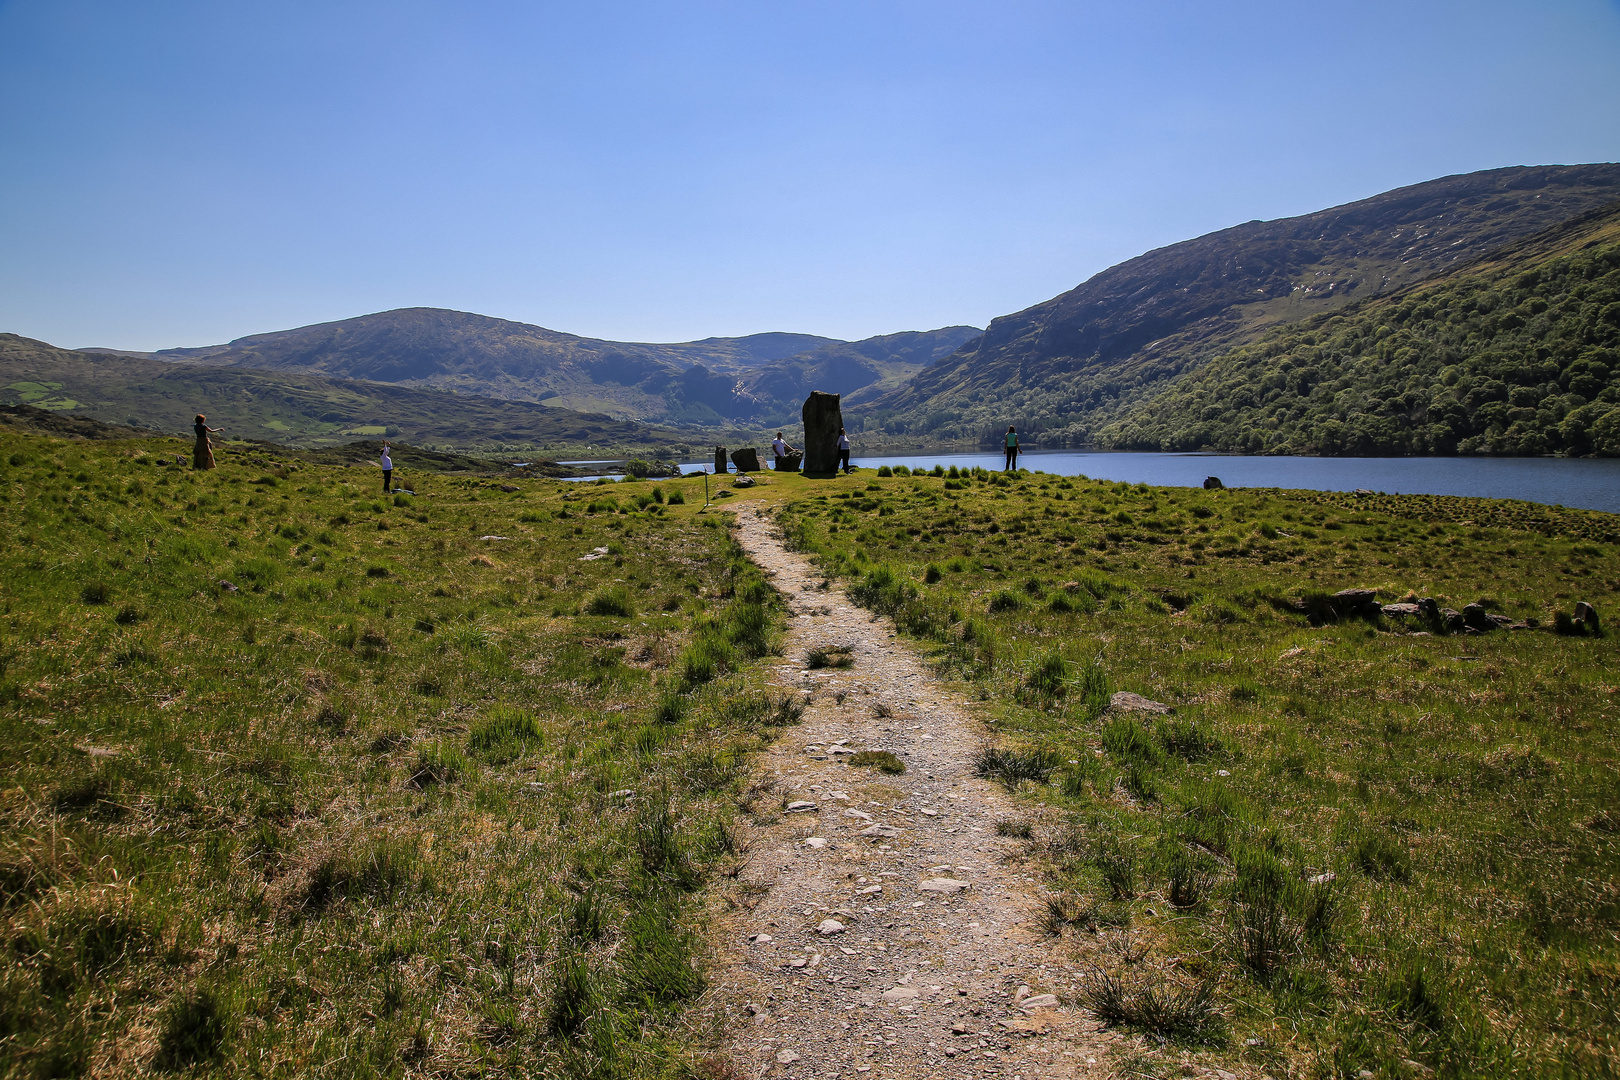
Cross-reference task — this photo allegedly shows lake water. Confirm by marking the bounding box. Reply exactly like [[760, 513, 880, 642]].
[[618, 450, 1620, 514]]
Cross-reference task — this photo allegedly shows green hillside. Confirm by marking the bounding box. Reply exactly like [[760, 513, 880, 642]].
[[1, 334, 703, 455], [100, 308, 978, 426], [863, 164, 1620, 450], [1100, 204, 1620, 455]]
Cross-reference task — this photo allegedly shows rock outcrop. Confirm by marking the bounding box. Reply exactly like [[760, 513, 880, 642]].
[[801, 391, 844, 475]]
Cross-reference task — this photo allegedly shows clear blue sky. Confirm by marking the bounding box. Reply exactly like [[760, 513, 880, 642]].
[[3, 0, 1618, 351]]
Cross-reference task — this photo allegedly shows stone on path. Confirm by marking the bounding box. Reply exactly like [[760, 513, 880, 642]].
[[775, 1048, 800, 1064], [859, 824, 901, 838], [817, 919, 847, 935], [918, 878, 970, 893], [802, 837, 828, 849], [882, 986, 920, 1002], [1019, 993, 1060, 1010], [785, 800, 818, 813]]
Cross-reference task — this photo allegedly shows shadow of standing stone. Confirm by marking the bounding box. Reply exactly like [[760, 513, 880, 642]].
[[801, 391, 843, 478]]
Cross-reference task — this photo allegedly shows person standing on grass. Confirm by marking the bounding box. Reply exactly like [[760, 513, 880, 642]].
[[380, 442, 393, 493], [771, 431, 797, 470], [193, 414, 222, 470], [837, 427, 852, 474], [1004, 425, 1019, 472]]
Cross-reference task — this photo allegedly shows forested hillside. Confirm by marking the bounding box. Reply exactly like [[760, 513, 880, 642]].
[[1100, 204, 1620, 455]]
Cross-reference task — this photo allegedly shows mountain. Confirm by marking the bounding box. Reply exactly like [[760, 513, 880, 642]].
[[865, 163, 1620, 447], [1, 334, 698, 453], [1096, 202, 1620, 456], [102, 309, 978, 426]]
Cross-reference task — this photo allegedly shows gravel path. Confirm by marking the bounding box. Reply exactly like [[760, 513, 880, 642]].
[[704, 506, 1123, 1079]]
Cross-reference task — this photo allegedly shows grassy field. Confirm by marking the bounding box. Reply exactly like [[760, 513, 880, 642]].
[[0, 429, 798, 1078], [765, 464, 1620, 1079]]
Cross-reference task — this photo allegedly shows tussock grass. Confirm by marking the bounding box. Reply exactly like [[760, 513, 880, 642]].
[[0, 429, 789, 1077], [773, 466, 1620, 1076]]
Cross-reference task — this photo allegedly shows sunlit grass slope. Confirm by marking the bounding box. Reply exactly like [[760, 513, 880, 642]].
[[0, 430, 794, 1078], [771, 463, 1620, 1079]]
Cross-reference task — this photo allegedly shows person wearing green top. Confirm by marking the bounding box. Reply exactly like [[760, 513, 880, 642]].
[[1003, 425, 1018, 472]]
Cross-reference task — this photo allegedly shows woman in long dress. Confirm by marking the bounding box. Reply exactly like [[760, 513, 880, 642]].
[[193, 414, 222, 470]]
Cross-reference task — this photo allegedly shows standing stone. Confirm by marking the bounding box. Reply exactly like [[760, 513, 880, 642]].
[[1575, 601, 1601, 634], [731, 447, 762, 473], [801, 391, 843, 476], [713, 446, 728, 474]]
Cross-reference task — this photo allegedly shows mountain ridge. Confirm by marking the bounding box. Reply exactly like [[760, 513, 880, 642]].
[[866, 163, 1620, 448], [87, 309, 978, 426]]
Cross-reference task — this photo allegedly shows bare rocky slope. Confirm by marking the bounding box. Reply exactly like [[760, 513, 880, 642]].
[[866, 163, 1620, 449]]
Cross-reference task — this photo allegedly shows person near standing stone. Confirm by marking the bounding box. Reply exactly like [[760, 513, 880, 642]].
[[837, 427, 852, 474], [380, 442, 394, 493], [1003, 425, 1019, 472], [193, 415, 223, 470], [771, 431, 797, 470]]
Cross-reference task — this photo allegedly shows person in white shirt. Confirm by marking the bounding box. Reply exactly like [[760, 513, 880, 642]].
[[380, 443, 393, 493], [771, 431, 797, 470], [837, 428, 851, 474]]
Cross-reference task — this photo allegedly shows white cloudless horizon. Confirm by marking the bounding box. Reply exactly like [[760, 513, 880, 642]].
[[2, 0, 1618, 351]]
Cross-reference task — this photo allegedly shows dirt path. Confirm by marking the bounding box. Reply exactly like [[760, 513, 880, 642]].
[[704, 506, 1123, 1079]]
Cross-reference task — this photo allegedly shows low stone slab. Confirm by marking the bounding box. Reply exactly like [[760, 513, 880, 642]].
[[1109, 691, 1171, 714], [918, 878, 970, 894]]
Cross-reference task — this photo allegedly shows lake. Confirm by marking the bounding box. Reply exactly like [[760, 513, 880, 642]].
[[632, 450, 1620, 514]]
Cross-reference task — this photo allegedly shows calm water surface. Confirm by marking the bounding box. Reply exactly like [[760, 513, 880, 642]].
[[633, 451, 1620, 513]]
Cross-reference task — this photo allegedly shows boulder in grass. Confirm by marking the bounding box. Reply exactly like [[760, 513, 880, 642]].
[[1382, 603, 1422, 617], [1332, 589, 1381, 616], [1203, 476, 1223, 490], [731, 447, 762, 473], [1109, 691, 1172, 715], [1575, 601, 1602, 634]]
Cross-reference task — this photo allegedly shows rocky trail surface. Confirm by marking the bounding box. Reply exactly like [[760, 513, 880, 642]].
[[704, 506, 1126, 1079]]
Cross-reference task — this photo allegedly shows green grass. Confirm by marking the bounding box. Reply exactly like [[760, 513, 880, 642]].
[[0, 430, 788, 1078], [772, 465, 1620, 1078]]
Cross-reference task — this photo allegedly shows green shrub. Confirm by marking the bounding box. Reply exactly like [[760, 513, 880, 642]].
[[585, 585, 635, 617], [987, 589, 1024, 613], [408, 743, 468, 788], [156, 986, 234, 1068], [849, 750, 905, 774], [468, 706, 543, 761]]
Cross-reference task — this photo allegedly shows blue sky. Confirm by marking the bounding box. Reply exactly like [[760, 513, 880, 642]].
[[2, 0, 1618, 350]]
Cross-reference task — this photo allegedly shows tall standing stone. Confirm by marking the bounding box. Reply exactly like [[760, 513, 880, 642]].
[[714, 446, 728, 474], [801, 391, 843, 476]]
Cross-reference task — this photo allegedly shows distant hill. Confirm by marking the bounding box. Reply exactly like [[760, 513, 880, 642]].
[[1097, 202, 1620, 455], [1, 334, 697, 453], [97, 309, 978, 425], [865, 163, 1620, 448]]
